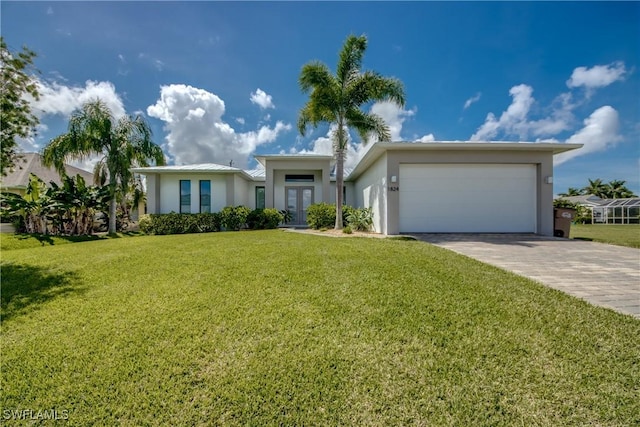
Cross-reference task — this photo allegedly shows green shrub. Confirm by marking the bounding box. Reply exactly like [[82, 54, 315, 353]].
[[306, 203, 356, 229], [139, 212, 222, 235], [346, 207, 373, 231], [138, 214, 153, 234], [342, 226, 353, 234], [247, 208, 284, 230], [221, 206, 251, 231], [307, 203, 336, 229]]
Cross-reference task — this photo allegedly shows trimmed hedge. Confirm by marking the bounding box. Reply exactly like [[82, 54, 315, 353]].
[[247, 208, 284, 230], [139, 206, 285, 235], [139, 212, 222, 235]]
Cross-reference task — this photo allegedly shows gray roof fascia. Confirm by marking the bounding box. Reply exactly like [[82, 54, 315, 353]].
[[132, 165, 256, 181], [347, 141, 584, 181]]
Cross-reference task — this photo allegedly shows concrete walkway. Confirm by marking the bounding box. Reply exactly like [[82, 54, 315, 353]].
[[410, 234, 640, 319]]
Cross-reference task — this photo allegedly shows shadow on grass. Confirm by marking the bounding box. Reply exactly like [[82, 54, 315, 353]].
[[573, 237, 594, 242], [1, 263, 85, 323], [15, 233, 104, 246]]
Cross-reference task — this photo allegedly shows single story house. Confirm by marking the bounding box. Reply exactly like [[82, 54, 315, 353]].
[[133, 141, 582, 235], [1, 152, 94, 196]]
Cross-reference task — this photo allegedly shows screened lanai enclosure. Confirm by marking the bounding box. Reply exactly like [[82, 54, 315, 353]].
[[592, 198, 640, 224]]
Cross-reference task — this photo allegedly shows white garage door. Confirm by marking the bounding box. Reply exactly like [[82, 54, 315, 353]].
[[399, 164, 537, 233]]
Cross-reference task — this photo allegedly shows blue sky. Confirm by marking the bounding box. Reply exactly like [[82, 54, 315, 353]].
[[3, 1, 639, 194]]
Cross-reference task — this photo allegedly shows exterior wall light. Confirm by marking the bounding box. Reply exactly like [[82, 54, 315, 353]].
[[391, 175, 397, 183], [545, 176, 553, 184]]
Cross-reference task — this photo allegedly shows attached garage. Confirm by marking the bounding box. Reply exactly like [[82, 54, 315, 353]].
[[399, 164, 537, 233]]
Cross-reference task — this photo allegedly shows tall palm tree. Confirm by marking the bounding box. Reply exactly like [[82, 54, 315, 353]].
[[606, 179, 636, 199], [582, 178, 608, 199], [298, 34, 405, 229], [43, 100, 165, 234]]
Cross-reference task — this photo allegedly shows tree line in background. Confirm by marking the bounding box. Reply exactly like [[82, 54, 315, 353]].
[[558, 178, 637, 199]]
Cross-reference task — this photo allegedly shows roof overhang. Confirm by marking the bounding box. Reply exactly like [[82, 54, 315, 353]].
[[254, 154, 334, 168], [348, 141, 584, 180], [132, 164, 254, 180]]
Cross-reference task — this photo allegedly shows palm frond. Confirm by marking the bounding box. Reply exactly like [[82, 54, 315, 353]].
[[299, 62, 334, 93], [345, 109, 391, 144], [336, 35, 367, 86]]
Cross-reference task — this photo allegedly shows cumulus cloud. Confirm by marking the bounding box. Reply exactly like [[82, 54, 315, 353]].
[[250, 88, 274, 109], [463, 92, 481, 110], [554, 106, 622, 165], [470, 84, 575, 141], [30, 79, 125, 119], [147, 84, 291, 168], [470, 84, 534, 140], [566, 61, 627, 90]]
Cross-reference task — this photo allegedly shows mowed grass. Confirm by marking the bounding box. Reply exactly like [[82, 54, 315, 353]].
[[571, 224, 640, 248], [0, 232, 141, 251], [1, 231, 638, 426]]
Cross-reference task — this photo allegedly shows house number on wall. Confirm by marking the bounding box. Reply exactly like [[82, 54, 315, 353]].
[[388, 186, 399, 192]]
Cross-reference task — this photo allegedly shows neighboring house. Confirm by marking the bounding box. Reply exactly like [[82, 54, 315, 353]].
[[133, 141, 582, 236], [0, 152, 95, 195], [557, 194, 640, 224]]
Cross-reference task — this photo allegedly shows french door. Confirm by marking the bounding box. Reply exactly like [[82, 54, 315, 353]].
[[286, 187, 314, 225]]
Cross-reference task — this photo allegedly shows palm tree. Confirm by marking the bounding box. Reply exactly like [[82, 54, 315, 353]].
[[298, 34, 405, 229], [582, 178, 608, 199], [43, 100, 165, 234], [558, 187, 583, 197], [605, 179, 636, 199]]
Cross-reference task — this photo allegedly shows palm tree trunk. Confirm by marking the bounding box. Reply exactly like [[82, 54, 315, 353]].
[[335, 148, 344, 230], [108, 170, 117, 234]]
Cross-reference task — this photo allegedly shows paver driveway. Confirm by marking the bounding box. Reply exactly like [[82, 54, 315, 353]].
[[411, 234, 640, 318]]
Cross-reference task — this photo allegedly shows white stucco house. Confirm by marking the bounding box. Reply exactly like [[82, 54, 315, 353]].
[[132, 141, 582, 236]]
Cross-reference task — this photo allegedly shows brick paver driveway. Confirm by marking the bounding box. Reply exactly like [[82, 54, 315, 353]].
[[410, 234, 640, 318]]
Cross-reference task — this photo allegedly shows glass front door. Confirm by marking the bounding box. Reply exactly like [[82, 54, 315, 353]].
[[286, 187, 314, 225]]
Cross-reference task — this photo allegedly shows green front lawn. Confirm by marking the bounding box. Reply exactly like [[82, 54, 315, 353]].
[[571, 224, 640, 248], [2, 231, 638, 425]]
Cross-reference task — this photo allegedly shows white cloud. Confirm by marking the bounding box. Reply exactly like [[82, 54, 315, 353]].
[[566, 61, 627, 90], [147, 84, 291, 168], [554, 106, 622, 165], [46, 6, 53, 15], [471, 84, 534, 140], [463, 92, 481, 110], [31, 79, 125, 119], [250, 88, 274, 109], [370, 101, 415, 141], [416, 134, 435, 142], [235, 117, 245, 125], [470, 84, 575, 141]]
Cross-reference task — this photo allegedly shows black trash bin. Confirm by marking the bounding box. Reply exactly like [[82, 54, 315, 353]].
[[554, 208, 576, 238]]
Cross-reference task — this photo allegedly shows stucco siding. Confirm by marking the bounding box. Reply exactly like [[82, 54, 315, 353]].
[[354, 153, 387, 234], [233, 175, 249, 207], [159, 174, 227, 214]]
